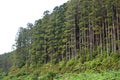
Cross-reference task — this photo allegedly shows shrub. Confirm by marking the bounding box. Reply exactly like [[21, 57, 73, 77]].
[[31, 72, 39, 80], [39, 71, 57, 80]]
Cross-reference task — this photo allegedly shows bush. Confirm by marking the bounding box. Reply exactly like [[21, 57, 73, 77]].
[[66, 59, 75, 67], [59, 61, 66, 69], [30, 71, 39, 80], [39, 72, 57, 80]]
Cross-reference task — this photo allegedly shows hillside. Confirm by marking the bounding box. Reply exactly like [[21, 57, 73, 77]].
[[0, 0, 120, 80]]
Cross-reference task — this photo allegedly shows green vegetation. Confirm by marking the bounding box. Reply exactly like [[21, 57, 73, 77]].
[[0, 54, 119, 80], [0, 67, 120, 80], [0, 0, 120, 79]]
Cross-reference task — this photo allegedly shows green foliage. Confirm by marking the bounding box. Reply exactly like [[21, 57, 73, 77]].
[[31, 73, 39, 80], [0, 0, 120, 80], [58, 61, 66, 71], [54, 70, 120, 80], [38, 72, 57, 80], [66, 59, 75, 67], [9, 0, 120, 72]]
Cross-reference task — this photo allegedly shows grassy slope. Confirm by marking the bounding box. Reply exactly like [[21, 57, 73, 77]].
[[1, 70, 120, 80], [0, 54, 120, 80], [56, 71, 120, 80]]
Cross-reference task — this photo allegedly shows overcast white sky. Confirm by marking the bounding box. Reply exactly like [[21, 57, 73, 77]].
[[0, 0, 68, 54]]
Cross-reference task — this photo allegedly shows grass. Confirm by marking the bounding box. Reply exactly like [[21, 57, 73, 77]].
[[56, 70, 120, 80], [0, 54, 120, 80], [0, 70, 120, 80]]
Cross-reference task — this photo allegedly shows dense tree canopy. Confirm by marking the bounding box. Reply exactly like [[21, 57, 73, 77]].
[[0, 0, 120, 76]]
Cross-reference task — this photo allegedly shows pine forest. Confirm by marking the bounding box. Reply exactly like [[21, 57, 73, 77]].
[[0, 0, 120, 79]]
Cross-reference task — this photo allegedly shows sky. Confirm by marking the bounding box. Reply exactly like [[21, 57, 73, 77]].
[[0, 0, 68, 54]]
